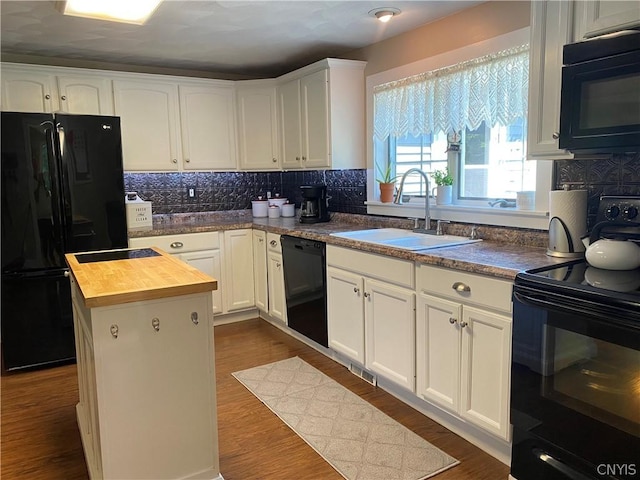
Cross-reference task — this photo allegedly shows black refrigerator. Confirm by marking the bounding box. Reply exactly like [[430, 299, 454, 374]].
[[1, 112, 128, 371]]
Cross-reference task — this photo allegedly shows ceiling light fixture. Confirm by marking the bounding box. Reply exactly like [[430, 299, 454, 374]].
[[56, 0, 163, 25], [368, 7, 401, 23]]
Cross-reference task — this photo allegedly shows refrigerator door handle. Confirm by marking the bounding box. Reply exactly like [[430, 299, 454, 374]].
[[42, 122, 67, 248]]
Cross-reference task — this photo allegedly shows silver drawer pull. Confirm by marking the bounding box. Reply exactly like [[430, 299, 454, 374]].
[[152, 317, 160, 332], [449, 317, 457, 324], [363, 292, 370, 298], [110, 324, 119, 339], [270, 240, 277, 247], [460, 321, 468, 328], [170, 242, 184, 249], [191, 312, 199, 325], [353, 287, 360, 294], [452, 281, 470, 293]]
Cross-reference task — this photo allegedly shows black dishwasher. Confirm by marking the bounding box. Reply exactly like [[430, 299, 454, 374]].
[[280, 235, 328, 347]]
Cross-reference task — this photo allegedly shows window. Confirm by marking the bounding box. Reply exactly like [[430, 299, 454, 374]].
[[376, 44, 532, 205]]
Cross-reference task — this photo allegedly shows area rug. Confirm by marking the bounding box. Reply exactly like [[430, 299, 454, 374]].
[[232, 357, 459, 480]]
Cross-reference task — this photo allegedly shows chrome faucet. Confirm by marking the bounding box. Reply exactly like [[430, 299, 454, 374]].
[[393, 168, 432, 232]]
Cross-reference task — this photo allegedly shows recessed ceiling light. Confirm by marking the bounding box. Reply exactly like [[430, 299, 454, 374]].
[[56, 0, 163, 25], [368, 7, 401, 23]]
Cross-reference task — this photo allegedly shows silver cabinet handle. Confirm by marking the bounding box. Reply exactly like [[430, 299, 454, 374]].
[[363, 292, 370, 298], [295, 156, 301, 161], [272, 158, 277, 163], [276, 262, 281, 268], [302, 156, 307, 161], [449, 317, 457, 324], [170, 241, 184, 249], [64, 270, 70, 277], [185, 158, 190, 163], [258, 237, 264, 243], [61, 95, 67, 100], [552, 132, 560, 140], [191, 312, 199, 325], [460, 321, 468, 328], [172, 158, 178, 163], [270, 240, 277, 247], [110, 324, 119, 338], [45, 94, 51, 100], [452, 282, 470, 292], [152, 317, 160, 332], [353, 287, 360, 294]]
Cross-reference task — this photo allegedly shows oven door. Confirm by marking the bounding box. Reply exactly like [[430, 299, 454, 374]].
[[511, 285, 639, 480], [559, 49, 640, 154]]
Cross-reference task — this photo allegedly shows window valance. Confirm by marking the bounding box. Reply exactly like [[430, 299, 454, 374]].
[[373, 44, 529, 141]]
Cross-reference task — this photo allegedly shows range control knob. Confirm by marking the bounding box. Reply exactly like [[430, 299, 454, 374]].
[[623, 206, 638, 220], [606, 205, 620, 220]]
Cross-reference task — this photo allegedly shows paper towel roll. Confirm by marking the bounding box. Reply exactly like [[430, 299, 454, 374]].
[[547, 189, 587, 257]]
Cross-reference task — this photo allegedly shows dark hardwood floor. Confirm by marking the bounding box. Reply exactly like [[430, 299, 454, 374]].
[[2, 318, 510, 479]]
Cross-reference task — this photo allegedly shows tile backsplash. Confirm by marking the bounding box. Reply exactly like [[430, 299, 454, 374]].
[[124, 169, 367, 215], [554, 152, 640, 228]]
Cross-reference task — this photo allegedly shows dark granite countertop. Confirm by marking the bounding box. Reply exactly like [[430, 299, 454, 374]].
[[129, 211, 566, 281]]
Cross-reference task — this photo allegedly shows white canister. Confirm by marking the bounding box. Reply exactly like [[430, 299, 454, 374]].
[[269, 196, 288, 209], [281, 202, 295, 217], [251, 197, 269, 218], [268, 205, 281, 218]]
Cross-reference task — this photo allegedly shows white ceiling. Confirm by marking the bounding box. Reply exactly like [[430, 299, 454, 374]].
[[0, 0, 482, 78]]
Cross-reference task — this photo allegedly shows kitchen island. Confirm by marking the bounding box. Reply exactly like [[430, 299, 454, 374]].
[[65, 247, 222, 480]]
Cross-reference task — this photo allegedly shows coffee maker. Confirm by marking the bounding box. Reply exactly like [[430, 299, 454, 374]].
[[299, 184, 330, 224]]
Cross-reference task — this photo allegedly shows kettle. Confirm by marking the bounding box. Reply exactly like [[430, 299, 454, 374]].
[[582, 221, 640, 270]]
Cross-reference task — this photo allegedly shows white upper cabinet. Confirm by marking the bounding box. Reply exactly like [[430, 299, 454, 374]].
[[237, 83, 279, 170], [1, 64, 113, 115], [573, 1, 640, 40], [179, 84, 237, 171], [57, 75, 113, 115], [527, 0, 575, 161], [278, 59, 366, 170], [113, 78, 180, 171]]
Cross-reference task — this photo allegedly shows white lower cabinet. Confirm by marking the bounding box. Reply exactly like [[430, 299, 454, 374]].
[[252, 230, 268, 312], [129, 229, 256, 316], [222, 229, 255, 312], [416, 264, 512, 440], [266, 233, 286, 323], [327, 246, 415, 391]]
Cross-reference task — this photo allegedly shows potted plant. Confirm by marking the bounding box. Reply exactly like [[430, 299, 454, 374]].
[[430, 167, 453, 205], [376, 163, 397, 203]]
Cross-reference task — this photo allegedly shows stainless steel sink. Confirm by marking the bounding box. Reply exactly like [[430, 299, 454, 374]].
[[330, 228, 481, 251]]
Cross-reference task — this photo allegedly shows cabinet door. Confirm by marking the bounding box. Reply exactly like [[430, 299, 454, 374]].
[[237, 86, 279, 170], [416, 293, 462, 412], [527, 0, 574, 160], [252, 230, 268, 312], [573, 1, 640, 39], [326, 266, 365, 364], [279, 79, 302, 169], [300, 69, 330, 168], [459, 305, 512, 440], [113, 79, 180, 171], [365, 278, 415, 391], [57, 75, 114, 115], [179, 250, 223, 315], [1, 69, 58, 112], [223, 229, 255, 312], [267, 251, 286, 322], [179, 84, 237, 170]]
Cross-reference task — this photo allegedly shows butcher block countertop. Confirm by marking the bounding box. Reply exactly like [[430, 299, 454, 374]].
[[65, 247, 217, 308]]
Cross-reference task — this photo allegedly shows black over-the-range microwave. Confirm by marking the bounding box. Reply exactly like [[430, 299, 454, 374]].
[[559, 29, 640, 154]]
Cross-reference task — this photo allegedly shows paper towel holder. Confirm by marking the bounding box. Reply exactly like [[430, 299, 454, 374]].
[[546, 184, 587, 258]]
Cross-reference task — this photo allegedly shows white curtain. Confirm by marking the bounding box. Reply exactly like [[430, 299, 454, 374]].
[[373, 45, 529, 141]]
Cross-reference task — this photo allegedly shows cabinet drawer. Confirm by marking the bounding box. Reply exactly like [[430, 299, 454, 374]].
[[129, 231, 220, 253], [416, 264, 512, 314], [266, 232, 282, 253], [327, 245, 414, 289]]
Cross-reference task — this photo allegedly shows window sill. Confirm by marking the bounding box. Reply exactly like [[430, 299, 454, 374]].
[[366, 200, 549, 230]]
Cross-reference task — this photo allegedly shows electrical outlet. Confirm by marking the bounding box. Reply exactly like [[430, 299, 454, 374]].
[[188, 187, 196, 198]]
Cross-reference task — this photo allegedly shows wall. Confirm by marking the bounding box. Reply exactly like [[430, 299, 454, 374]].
[[345, 1, 530, 76], [124, 170, 367, 215], [554, 153, 640, 228]]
